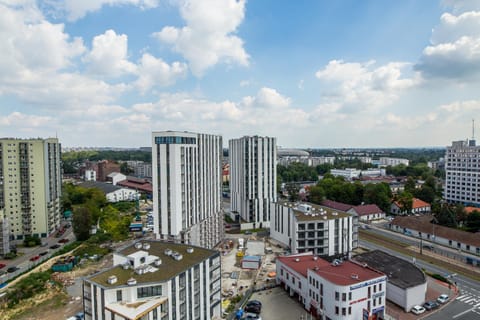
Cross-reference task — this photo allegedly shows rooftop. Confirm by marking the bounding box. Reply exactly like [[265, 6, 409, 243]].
[[278, 253, 385, 286], [393, 197, 430, 209], [350, 204, 384, 216], [353, 250, 426, 289], [86, 240, 218, 288], [321, 200, 354, 212], [79, 181, 122, 194], [391, 215, 480, 247], [277, 200, 352, 222]]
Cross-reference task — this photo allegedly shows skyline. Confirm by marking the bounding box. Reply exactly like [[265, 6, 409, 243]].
[[1, 0, 480, 148]]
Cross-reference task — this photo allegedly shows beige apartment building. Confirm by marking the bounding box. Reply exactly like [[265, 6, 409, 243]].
[[0, 138, 62, 241]]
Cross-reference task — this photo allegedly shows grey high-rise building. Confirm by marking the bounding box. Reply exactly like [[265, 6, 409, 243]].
[[445, 139, 480, 206], [152, 131, 223, 249], [229, 136, 277, 227], [0, 138, 62, 240]]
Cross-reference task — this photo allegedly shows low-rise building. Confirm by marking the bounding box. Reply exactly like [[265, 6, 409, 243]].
[[270, 201, 357, 258], [391, 198, 431, 215], [83, 240, 221, 320], [276, 252, 387, 320], [330, 168, 361, 180], [107, 172, 127, 185], [348, 204, 385, 222], [79, 181, 140, 203], [379, 157, 410, 167], [353, 250, 427, 312], [390, 215, 480, 260]]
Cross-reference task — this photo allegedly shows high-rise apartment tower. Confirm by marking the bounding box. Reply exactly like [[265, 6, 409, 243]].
[[445, 138, 480, 206], [0, 138, 62, 240], [152, 131, 223, 249], [229, 136, 277, 227]]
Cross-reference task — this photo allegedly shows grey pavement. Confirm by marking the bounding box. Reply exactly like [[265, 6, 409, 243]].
[[249, 287, 310, 320]]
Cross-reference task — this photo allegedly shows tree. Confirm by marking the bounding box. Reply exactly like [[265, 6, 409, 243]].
[[73, 207, 93, 241], [120, 162, 134, 175], [397, 191, 414, 214], [415, 185, 435, 204], [308, 185, 325, 204], [363, 183, 392, 213], [404, 177, 416, 194], [435, 204, 457, 228], [466, 211, 480, 232]]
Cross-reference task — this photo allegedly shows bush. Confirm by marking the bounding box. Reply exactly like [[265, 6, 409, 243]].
[[6, 271, 53, 308], [431, 273, 450, 283], [23, 235, 41, 247]]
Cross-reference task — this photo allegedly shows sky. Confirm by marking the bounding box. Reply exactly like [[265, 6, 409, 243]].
[[1, 0, 480, 149]]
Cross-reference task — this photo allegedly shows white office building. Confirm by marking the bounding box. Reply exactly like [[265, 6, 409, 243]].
[[445, 139, 480, 206], [229, 136, 277, 226], [330, 168, 361, 180], [276, 252, 387, 320], [152, 131, 223, 249], [83, 240, 222, 320], [379, 157, 410, 167], [270, 201, 357, 258]]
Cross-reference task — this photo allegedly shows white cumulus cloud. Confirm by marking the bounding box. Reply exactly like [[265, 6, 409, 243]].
[[154, 0, 249, 76], [135, 54, 188, 92]]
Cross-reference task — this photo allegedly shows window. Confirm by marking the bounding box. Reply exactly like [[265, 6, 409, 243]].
[[379, 283, 382, 291], [348, 307, 352, 315], [137, 285, 163, 298], [342, 308, 346, 316], [116, 290, 122, 302], [348, 292, 352, 300], [335, 291, 339, 301], [335, 306, 339, 315], [342, 293, 346, 301]]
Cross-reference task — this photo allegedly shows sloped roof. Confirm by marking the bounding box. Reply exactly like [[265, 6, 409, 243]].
[[393, 198, 430, 209], [79, 181, 121, 194], [391, 215, 480, 247], [350, 204, 384, 216], [321, 200, 353, 212]]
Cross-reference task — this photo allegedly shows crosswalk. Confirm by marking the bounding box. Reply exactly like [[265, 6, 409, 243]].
[[456, 293, 480, 306]]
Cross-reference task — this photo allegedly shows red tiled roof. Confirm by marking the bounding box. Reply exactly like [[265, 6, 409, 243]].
[[321, 200, 353, 212], [393, 197, 430, 209], [351, 204, 384, 216], [391, 215, 480, 247], [117, 180, 152, 193], [465, 207, 480, 214], [277, 253, 384, 286]]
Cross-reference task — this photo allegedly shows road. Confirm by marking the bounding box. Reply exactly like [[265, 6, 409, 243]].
[[0, 221, 75, 286], [360, 234, 480, 319]]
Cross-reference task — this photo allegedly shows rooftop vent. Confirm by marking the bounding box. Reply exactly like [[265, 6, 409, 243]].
[[164, 248, 173, 256], [107, 275, 117, 284], [331, 259, 343, 266], [172, 253, 183, 261], [323, 216, 327, 220], [142, 243, 151, 250], [313, 256, 318, 261], [294, 258, 300, 262], [186, 247, 194, 254], [351, 274, 359, 279], [332, 212, 338, 216], [135, 242, 142, 249], [154, 259, 162, 266], [127, 278, 137, 286], [122, 264, 130, 270]]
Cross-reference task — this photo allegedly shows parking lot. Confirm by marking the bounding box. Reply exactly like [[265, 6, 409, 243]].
[[249, 287, 312, 320]]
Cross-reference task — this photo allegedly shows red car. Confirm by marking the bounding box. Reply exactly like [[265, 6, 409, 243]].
[[0, 263, 6, 269], [58, 238, 69, 243], [30, 255, 40, 261]]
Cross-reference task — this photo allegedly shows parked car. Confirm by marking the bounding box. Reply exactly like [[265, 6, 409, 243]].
[[437, 294, 449, 304], [59, 238, 70, 243], [7, 266, 19, 273], [244, 300, 262, 314], [39, 251, 49, 256], [423, 300, 439, 310], [75, 312, 85, 320], [0, 263, 6, 269], [411, 305, 426, 315], [30, 255, 40, 261], [243, 313, 262, 320], [50, 244, 61, 249]]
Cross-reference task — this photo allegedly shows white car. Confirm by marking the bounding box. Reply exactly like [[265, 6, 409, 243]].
[[411, 305, 426, 315], [437, 294, 449, 304]]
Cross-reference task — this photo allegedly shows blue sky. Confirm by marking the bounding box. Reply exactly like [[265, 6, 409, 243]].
[[1, 0, 480, 148]]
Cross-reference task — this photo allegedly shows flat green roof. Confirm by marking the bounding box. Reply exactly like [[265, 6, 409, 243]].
[[277, 200, 351, 222], [87, 240, 218, 288]]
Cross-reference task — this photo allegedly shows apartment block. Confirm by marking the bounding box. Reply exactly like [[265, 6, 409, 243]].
[[445, 139, 480, 206], [152, 131, 223, 249], [0, 209, 9, 256], [83, 240, 221, 320], [0, 138, 62, 240], [270, 201, 357, 258], [229, 136, 277, 226]]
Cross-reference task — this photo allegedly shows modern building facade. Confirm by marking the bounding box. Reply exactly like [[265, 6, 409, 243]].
[[83, 240, 222, 320], [270, 201, 357, 258], [229, 136, 277, 226], [445, 139, 480, 206], [276, 252, 387, 320], [152, 131, 223, 249], [0, 138, 62, 240], [378, 157, 410, 167]]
